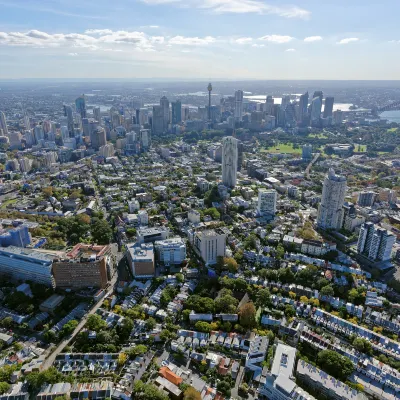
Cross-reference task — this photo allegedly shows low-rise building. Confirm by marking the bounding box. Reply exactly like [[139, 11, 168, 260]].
[[126, 243, 155, 278], [39, 294, 65, 314], [154, 237, 186, 266]]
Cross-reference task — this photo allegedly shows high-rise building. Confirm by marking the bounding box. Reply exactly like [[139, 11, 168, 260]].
[[93, 107, 101, 125], [154, 238, 186, 266], [24, 114, 31, 131], [139, 129, 150, 151], [257, 189, 277, 216], [298, 92, 309, 121], [265, 96, 274, 115], [0, 112, 8, 135], [171, 100, 182, 124], [302, 144, 313, 160], [82, 118, 89, 137], [8, 132, 22, 149], [63, 105, 74, 136], [160, 96, 170, 131], [357, 191, 376, 207], [152, 105, 164, 135], [75, 95, 87, 119], [309, 96, 322, 124], [234, 90, 244, 122], [222, 136, 238, 187], [313, 91, 323, 103], [91, 127, 106, 150], [284, 103, 296, 127], [281, 95, 291, 109], [237, 141, 244, 171], [323, 96, 334, 118], [357, 222, 395, 262], [193, 229, 226, 265], [34, 125, 44, 142], [317, 168, 347, 230]]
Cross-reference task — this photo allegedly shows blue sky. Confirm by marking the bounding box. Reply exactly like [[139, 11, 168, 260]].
[[0, 0, 399, 79]]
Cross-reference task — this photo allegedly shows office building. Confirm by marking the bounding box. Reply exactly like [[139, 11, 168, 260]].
[[0, 247, 55, 287], [34, 125, 44, 142], [265, 96, 274, 115], [0, 224, 31, 247], [93, 107, 101, 124], [310, 96, 322, 124], [193, 229, 226, 265], [126, 243, 155, 277], [357, 222, 395, 263], [317, 168, 347, 230], [302, 144, 313, 160], [171, 100, 182, 124], [313, 90, 323, 102], [91, 127, 106, 150], [152, 105, 164, 135], [298, 92, 309, 122], [75, 95, 87, 119], [63, 105, 75, 135], [155, 237, 186, 266], [222, 136, 238, 187], [8, 132, 21, 149], [323, 96, 335, 118], [357, 191, 376, 207], [160, 96, 170, 130], [234, 90, 244, 121], [257, 189, 277, 216], [52, 244, 112, 290]]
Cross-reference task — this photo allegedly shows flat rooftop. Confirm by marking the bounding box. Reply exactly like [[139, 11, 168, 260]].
[[271, 343, 296, 379], [0, 246, 54, 262]]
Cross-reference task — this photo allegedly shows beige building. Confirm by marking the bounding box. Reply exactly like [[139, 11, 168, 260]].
[[193, 229, 226, 265]]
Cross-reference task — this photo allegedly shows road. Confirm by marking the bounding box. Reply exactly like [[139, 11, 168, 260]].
[[42, 273, 119, 370]]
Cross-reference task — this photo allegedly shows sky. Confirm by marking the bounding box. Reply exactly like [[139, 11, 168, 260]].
[[0, 0, 399, 80]]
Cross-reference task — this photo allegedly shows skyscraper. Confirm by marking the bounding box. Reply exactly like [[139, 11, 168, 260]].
[[298, 92, 309, 121], [90, 127, 106, 150], [34, 125, 44, 142], [75, 95, 87, 119], [323, 96, 334, 118], [93, 107, 102, 125], [171, 100, 182, 124], [160, 96, 169, 131], [310, 96, 322, 124], [222, 136, 238, 187], [0, 112, 8, 136], [152, 105, 164, 136], [63, 105, 74, 136], [313, 91, 323, 103], [234, 90, 244, 122], [317, 168, 347, 230], [265, 96, 274, 115]]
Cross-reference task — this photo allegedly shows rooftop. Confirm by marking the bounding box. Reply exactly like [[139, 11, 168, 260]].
[[271, 343, 296, 379]]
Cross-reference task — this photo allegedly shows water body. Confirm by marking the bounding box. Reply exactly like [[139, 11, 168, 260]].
[[380, 110, 400, 123]]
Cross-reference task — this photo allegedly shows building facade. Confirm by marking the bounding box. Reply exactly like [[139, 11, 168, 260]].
[[193, 229, 226, 265], [222, 136, 238, 187], [257, 189, 277, 216]]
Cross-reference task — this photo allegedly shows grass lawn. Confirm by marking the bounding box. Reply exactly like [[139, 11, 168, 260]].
[[0, 198, 17, 209], [355, 144, 367, 152], [261, 143, 302, 155], [387, 127, 398, 133]]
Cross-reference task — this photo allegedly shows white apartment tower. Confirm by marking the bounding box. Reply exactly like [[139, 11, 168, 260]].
[[222, 136, 238, 187], [234, 90, 244, 122], [317, 168, 347, 230], [257, 189, 277, 216]]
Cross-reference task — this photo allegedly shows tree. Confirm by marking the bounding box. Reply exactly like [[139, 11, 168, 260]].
[[133, 381, 169, 400], [317, 350, 354, 380], [175, 273, 184, 283], [186, 295, 214, 313], [215, 293, 238, 314], [59, 320, 78, 337], [256, 288, 271, 307], [118, 353, 127, 367], [0, 317, 13, 329], [127, 344, 148, 358], [184, 387, 201, 400], [224, 257, 238, 273], [320, 285, 334, 297], [0, 382, 10, 395], [91, 219, 113, 244], [353, 337, 372, 355], [275, 244, 285, 260], [42, 187, 53, 197], [239, 303, 257, 329], [86, 314, 107, 332], [194, 321, 212, 333], [145, 317, 156, 331], [284, 304, 296, 318]]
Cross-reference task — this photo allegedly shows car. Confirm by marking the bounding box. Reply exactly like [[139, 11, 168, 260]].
[[161, 360, 169, 367]]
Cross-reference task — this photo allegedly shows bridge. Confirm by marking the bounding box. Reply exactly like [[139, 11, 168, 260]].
[[377, 100, 400, 114]]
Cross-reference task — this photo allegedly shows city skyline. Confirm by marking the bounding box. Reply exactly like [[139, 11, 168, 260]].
[[0, 0, 400, 79]]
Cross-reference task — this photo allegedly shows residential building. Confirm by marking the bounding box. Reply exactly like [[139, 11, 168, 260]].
[[257, 189, 277, 216], [126, 243, 155, 277], [52, 244, 112, 290], [222, 136, 238, 187], [234, 90, 244, 122], [0, 247, 55, 287], [171, 100, 182, 124], [323, 96, 335, 118], [317, 168, 347, 230], [0, 224, 31, 248], [75, 95, 86, 119], [357, 191, 376, 207], [193, 229, 226, 265], [310, 96, 322, 124], [160, 96, 170, 130], [154, 237, 186, 266], [0, 111, 8, 135], [152, 105, 164, 136]]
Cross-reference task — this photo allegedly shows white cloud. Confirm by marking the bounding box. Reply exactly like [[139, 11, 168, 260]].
[[337, 37, 359, 45], [285, 48, 295, 52], [304, 36, 322, 42], [68, 52, 78, 56], [141, 0, 310, 18], [84, 29, 113, 35], [388, 40, 400, 43], [258, 34, 294, 43], [251, 44, 265, 48], [168, 35, 216, 45], [235, 37, 253, 44]]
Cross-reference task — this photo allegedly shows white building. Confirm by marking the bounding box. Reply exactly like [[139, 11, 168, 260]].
[[155, 238, 186, 266], [0, 111, 8, 135], [257, 189, 277, 216], [317, 168, 347, 230], [357, 222, 395, 262], [234, 90, 244, 122], [188, 209, 201, 224], [99, 143, 114, 158], [138, 210, 148, 226], [222, 136, 238, 187], [128, 199, 140, 213], [193, 229, 226, 265]]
